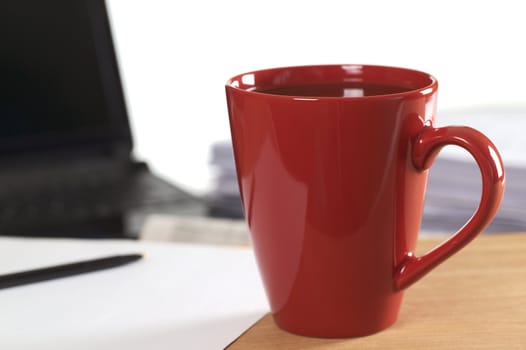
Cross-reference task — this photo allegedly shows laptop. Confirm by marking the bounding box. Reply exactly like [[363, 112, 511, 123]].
[[0, 0, 200, 238]]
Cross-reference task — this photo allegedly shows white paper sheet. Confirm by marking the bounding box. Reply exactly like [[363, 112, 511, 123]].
[[0, 237, 268, 349]]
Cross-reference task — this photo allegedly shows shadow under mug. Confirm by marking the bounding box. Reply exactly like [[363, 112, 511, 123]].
[[225, 65, 505, 338]]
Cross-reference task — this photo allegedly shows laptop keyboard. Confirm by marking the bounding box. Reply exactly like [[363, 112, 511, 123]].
[[0, 167, 192, 234]]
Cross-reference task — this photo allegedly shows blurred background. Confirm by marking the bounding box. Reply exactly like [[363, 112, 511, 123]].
[[107, 0, 526, 233], [1, 0, 524, 238], [105, 0, 526, 194]]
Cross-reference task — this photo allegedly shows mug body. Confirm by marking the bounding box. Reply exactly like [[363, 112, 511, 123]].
[[226, 65, 438, 337]]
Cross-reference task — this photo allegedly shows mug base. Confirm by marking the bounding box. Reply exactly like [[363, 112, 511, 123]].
[[272, 312, 399, 339]]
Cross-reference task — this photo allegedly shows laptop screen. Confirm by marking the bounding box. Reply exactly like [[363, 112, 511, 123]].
[[0, 0, 131, 160]]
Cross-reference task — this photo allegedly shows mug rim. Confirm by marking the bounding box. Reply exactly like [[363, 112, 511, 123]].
[[226, 64, 438, 100]]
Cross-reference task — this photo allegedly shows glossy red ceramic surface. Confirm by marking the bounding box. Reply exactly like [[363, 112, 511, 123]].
[[225, 65, 505, 338]]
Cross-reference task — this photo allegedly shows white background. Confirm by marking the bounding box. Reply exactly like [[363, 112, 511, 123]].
[[105, 0, 526, 195]]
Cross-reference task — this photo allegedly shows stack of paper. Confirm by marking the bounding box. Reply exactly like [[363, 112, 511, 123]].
[[207, 141, 244, 219]]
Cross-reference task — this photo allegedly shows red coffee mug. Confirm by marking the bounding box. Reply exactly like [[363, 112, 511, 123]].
[[225, 65, 505, 338]]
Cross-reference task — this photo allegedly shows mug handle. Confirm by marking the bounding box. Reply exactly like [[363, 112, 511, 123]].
[[394, 125, 505, 291]]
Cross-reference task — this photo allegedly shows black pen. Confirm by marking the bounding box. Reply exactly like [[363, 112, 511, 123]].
[[0, 253, 143, 290]]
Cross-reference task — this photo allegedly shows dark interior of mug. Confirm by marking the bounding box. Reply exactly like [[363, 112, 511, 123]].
[[227, 65, 436, 98]]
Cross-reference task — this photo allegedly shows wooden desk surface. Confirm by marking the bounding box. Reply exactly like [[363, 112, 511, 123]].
[[227, 234, 526, 349]]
